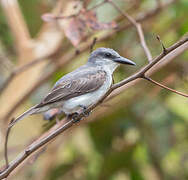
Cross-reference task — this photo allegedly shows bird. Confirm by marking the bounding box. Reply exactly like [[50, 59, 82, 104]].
[[9, 47, 136, 127]]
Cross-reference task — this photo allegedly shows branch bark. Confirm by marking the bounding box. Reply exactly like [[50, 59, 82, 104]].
[[143, 76, 188, 98]]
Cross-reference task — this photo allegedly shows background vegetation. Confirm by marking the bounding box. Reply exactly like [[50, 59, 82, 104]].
[[0, 0, 188, 179]]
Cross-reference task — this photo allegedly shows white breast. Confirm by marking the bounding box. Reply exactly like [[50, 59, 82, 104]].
[[62, 70, 112, 115]]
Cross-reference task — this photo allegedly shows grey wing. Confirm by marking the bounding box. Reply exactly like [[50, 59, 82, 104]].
[[36, 70, 106, 108]]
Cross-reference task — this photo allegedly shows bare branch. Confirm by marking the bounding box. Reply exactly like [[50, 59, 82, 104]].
[[112, 35, 188, 90], [156, 35, 167, 54], [106, 37, 188, 101], [4, 118, 14, 168], [137, 23, 153, 61], [107, 0, 153, 62], [0, 34, 188, 179], [90, 37, 97, 53], [0, 117, 73, 179], [143, 76, 188, 98]]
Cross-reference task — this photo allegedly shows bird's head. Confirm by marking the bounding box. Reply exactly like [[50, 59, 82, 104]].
[[88, 48, 136, 72]]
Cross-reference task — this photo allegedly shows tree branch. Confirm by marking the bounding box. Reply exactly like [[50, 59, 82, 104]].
[[156, 35, 168, 54], [90, 37, 97, 53], [143, 76, 188, 98], [0, 34, 188, 179], [112, 35, 188, 90], [108, 0, 153, 62]]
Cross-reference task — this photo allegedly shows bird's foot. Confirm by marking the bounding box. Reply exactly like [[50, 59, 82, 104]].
[[79, 105, 91, 117], [68, 105, 91, 123], [68, 113, 82, 123]]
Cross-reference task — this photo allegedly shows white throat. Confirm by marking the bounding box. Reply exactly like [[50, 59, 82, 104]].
[[102, 61, 119, 75]]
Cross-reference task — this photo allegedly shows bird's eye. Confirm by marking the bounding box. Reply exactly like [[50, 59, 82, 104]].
[[105, 53, 112, 58]]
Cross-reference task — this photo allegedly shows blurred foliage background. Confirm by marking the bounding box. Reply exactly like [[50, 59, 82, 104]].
[[0, 0, 188, 179]]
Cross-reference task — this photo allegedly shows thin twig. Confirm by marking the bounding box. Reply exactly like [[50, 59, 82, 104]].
[[143, 76, 188, 98], [90, 37, 97, 53], [137, 23, 153, 61], [112, 35, 188, 90], [156, 35, 167, 54], [107, 0, 153, 62], [0, 34, 188, 179], [0, 117, 74, 179], [4, 118, 14, 168], [106, 37, 188, 101]]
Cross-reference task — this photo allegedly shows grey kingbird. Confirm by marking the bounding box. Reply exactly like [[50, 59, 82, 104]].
[[9, 48, 136, 126]]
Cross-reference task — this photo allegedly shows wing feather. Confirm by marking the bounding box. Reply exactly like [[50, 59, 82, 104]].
[[36, 70, 106, 108]]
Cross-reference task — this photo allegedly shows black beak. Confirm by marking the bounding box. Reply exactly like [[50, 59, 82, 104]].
[[114, 56, 136, 66]]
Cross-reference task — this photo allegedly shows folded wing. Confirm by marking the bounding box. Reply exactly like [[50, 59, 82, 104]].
[[36, 70, 106, 108]]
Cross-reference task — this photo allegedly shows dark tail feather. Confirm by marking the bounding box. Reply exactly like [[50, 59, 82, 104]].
[[9, 105, 38, 128]]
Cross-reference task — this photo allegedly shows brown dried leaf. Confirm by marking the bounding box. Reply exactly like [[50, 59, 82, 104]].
[[42, 9, 117, 47], [62, 17, 88, 47], [82, 10, 117, 30]]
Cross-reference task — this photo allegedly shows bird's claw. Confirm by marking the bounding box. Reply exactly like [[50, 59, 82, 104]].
[[69, 105, 91, 123], [70, 113, 82, 123], [79, 105, 91, 117]]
